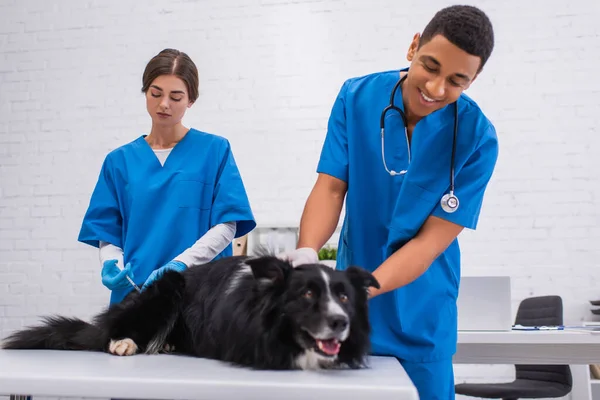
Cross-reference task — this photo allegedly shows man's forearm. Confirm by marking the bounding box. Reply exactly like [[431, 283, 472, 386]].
[[369, 216, 463, 297], [369, 237, 437, 297], [296, 183, 345, 251]]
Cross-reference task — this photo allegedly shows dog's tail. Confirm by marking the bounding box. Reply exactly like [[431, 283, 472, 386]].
[[1, 315, 107, 351]]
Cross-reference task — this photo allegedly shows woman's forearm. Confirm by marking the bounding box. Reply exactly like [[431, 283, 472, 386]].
[[175, 221, 237, 268]]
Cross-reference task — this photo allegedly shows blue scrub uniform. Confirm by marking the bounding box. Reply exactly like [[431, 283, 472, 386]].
[[317, 69, 498, 400], [78, 128, 256, 304]]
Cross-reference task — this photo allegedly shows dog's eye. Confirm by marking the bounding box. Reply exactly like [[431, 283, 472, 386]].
[[339, 293, 348, 303], [303, 290, 313, 299]]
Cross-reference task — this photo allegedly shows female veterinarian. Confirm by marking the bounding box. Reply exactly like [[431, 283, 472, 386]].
[[78, 48, 256, 305], [281, 5, 498, 400]]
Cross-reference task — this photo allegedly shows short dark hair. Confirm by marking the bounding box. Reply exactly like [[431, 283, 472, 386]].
[[419, 5, 495, 71], [141, 48, 199, 103]]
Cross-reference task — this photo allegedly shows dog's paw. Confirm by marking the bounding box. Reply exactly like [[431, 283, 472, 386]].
[[109, 338, 138, 356]]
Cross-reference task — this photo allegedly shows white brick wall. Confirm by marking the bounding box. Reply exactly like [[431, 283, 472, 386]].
[[1, 0, 599, 399]]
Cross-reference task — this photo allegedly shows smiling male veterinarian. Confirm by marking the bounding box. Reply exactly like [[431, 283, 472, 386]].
[[280, 5, 498, 400]]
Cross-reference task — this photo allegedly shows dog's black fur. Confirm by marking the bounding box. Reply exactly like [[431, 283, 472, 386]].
[[2, 255, 379, 370]]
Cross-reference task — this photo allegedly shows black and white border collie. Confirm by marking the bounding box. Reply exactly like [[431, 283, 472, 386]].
[[2, 255, 380, 370]]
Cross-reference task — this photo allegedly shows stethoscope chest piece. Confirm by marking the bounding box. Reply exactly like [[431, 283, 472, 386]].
[[440, 191, 459, 213]]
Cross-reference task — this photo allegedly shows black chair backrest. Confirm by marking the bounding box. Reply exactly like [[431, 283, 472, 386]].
[[514, 295, 572, 387], [516, 295, 563, 326]]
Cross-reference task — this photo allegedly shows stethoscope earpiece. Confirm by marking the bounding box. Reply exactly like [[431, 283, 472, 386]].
[[380, 71, 460, 214]]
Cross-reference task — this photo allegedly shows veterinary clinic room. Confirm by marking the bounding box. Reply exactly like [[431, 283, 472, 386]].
[[1, 0, 599, 399]]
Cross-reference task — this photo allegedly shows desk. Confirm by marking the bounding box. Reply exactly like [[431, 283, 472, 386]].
[[0, 350, 418, 400], [456, 330, 600, 364], [455, 330, 600, 400]]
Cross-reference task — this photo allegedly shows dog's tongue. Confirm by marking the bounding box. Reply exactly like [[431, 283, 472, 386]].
[[316, 339, 341, 355]]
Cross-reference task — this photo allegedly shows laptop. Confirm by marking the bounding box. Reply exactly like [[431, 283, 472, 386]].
[[457, 276, 513, 331]]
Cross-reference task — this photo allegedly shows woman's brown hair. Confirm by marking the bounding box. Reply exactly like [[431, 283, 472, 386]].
[[141, 48, 199, 103]]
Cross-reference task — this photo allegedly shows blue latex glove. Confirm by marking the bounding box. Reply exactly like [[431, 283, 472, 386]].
[[101, 260, 136, 291], [142, 260, 187, 291]]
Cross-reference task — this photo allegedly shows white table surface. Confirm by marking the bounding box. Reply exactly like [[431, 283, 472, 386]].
[[455, 329, 600, 364], [459, 329, 600, 344], [456, 329, 600, 400], [0, 350, 418, 400]]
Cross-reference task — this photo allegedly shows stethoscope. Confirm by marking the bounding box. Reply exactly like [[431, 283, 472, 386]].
[[379, 73, 460, 214]]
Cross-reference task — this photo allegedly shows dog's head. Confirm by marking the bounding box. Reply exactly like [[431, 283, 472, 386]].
[[244, 256, 379, 369]]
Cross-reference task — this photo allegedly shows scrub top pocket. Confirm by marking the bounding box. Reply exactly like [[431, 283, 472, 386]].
[[174, 175, 212, 210], [394, 280, 456, 346], [386, 179, 441, 250], [401, 179, 440, 204]]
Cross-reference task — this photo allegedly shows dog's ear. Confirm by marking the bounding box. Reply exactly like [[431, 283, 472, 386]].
[[245, 256, 291, 286], [345, 266, 380, 290]]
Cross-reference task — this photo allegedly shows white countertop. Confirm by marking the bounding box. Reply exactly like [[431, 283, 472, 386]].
[[459, 329, 600, 344], [455, 329, 600, 364]]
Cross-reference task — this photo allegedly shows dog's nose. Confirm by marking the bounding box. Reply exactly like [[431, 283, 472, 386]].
[[328, 315, 349, 332]]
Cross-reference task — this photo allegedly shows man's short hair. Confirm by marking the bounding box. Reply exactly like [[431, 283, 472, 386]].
[[419, 5, 495, 71]]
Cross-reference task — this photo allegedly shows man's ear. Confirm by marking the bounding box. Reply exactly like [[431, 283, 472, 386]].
[[245, 256, 292, 286], [345, 266, 380, 291], [406, 32, 420, 62]]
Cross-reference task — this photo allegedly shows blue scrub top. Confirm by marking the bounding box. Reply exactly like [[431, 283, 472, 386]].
[[78, 128, 257, 304], [318, 69, 499, 362]]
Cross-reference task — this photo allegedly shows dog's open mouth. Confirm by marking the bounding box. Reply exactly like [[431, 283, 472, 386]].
[[314, 338, 341, 356], [300, 329, 342, 357]]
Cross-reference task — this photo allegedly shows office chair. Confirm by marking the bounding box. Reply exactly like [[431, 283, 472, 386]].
[[455, 295, 572, 399]]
